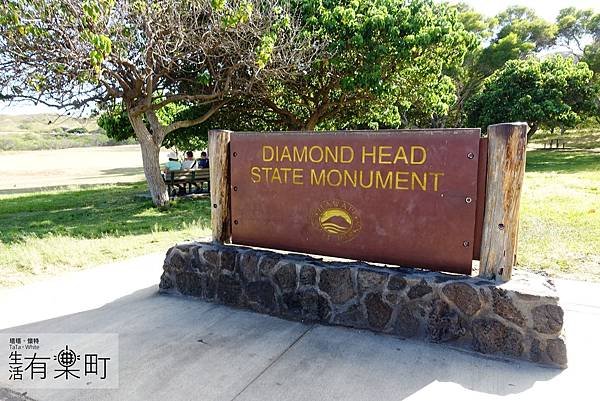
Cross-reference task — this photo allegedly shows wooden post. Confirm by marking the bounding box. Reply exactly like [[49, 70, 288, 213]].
[[479, 123, 528, 281], [209, 129, 232, 243]]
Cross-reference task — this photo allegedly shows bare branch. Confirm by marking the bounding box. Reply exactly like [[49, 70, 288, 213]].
[[164, 101, 228, 135]]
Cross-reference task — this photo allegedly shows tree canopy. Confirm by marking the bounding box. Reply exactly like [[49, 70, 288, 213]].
[[445, 3, 560, 126], [0, 0, 311, 206], [100, 0, 477, 148], [556, 7, 599, 54], [252, 0, 476, 130], [466, 56, 599, 138]]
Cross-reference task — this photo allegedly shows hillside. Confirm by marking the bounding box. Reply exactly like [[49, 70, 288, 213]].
[[0, 113, 101, 135], [0, 113, 135, 151]]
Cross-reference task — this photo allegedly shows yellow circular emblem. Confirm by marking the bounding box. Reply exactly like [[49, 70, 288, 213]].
[[312, 200, 361, 242]]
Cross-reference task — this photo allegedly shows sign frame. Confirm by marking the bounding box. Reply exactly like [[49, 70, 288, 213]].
[[228, 129, 485, 274]]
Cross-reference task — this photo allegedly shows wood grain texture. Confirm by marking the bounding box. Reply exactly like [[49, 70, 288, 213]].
[[479, 123, 528, 281], [209, 130, 232, 243]]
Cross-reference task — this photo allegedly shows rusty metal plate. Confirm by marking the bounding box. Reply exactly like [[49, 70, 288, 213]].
[[230, 129, 482, 274]]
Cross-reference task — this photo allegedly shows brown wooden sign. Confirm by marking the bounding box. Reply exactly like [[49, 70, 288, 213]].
[[229, 129, 483, 274]]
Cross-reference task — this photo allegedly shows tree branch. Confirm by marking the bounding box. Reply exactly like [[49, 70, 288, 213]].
[[164, 100, 227, 134], [259, 97, 304, 129]]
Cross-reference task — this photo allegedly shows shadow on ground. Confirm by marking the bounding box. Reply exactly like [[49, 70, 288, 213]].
[[1, 286, 562, 401], [99, 167, 145, 177], [0, 182, 211, 243], [0, 183, 123, 196], [66, 167, 145, 182], [526, 149, 600, 174]]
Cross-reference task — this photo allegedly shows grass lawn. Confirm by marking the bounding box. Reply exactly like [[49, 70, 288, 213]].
[[0, 183, 211, 287], [518, 149, 600, 281]]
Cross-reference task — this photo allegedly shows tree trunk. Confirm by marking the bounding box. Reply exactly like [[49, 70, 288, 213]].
[[303, 121, 317, 131], [401, 111, 409, 128], [128, 113, 170, 207], [304, 113, 321, 131], [526, 123, 538, 141]]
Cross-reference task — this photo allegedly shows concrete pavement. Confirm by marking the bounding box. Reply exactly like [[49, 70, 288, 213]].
[[1, 253, 599, 401]]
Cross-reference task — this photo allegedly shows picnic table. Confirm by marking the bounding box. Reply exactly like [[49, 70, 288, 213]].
[[543, 138, 566, 149], [163, 168, 210, 197]]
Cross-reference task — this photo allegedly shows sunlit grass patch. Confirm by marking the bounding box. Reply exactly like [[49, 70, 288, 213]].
[[0, 182, 210, 287], [516, 149, 600, 281]]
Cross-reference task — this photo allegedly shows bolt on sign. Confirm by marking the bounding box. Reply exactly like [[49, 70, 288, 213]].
[[229, 130, 485, 274]]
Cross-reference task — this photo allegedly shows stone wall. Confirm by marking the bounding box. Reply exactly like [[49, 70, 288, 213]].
[[159, 242, 567, 368]]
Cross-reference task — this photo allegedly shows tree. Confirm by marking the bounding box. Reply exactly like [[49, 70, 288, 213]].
[[583, 41, 600, 77], [556, 7, 599, 54], [556, 7, 600, 76], [554, 8, 600, 124], [98, 98, 281, 151], [491, 6, 556, 51], [443, 3, 490, 126], [98, 0, 476, 139], [446, 4, 557, 126], [247, 0, 476, 130], [0, 0, 310, 207], [556, 7, 600, 113], [466, 56, 599, 139]]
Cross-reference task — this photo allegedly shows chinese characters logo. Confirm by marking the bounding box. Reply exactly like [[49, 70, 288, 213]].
[[3, 334, 118, 389]]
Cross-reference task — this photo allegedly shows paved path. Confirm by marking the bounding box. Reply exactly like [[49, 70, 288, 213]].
[[1, 255, 599, 401]]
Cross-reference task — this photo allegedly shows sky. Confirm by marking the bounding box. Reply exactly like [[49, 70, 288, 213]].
[[1, 0, 599, 116], [447, 0, 600, 21], [0, 102, 59, 116]]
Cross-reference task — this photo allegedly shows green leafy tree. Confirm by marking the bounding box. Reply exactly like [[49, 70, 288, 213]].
[[100, 0, 476, 140], [492, 6, 556, 50], [0, 0, 310, 207], [555, 8, 600, 123], [583, 41, 600, 79], [447, 4, 557, 126], [249, 0, 476, 130], [556, 8, 600, 77], [466, 56, 598, 139]]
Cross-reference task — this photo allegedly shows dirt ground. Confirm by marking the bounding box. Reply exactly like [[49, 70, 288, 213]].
[[0, 145, 172, 194]]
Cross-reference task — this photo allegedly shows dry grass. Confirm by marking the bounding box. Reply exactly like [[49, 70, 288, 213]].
[[0, 114, 99, 135], [0, 113, 134, 151]]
